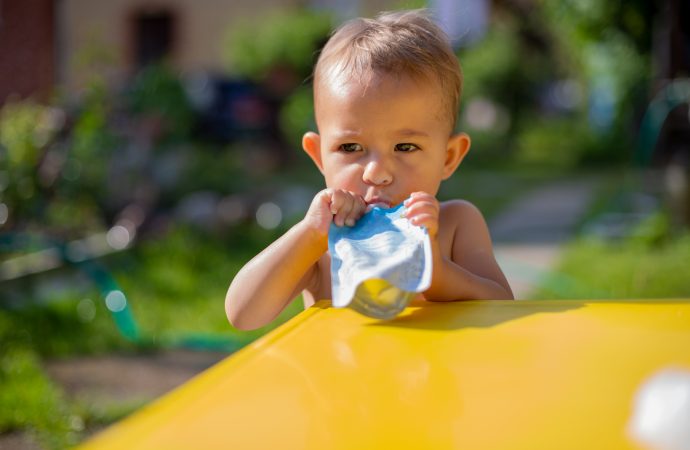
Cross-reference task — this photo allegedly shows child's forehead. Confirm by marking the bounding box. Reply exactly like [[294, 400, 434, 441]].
[[313, 65, 454, 132], [315, 69, 441, 105], [314, 71, 448, 133]]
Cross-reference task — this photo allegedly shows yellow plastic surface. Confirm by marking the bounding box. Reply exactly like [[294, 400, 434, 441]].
[[79, 300, 690, 450]]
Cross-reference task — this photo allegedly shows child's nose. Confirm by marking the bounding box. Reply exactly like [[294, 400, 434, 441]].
[[362, 158, 392, 186]]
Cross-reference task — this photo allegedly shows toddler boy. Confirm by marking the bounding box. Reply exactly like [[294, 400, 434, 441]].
[[226, 9, 513, 330]]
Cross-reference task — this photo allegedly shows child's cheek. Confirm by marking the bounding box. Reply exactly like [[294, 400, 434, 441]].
[[330, 168, 362, 191]]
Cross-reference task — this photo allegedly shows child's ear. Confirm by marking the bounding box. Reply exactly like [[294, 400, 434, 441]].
[[442, 132, 471, 180], [302, 131, 324, 174]]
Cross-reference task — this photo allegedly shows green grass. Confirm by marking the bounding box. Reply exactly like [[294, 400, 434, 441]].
[[533, 230, 690, 300], [0, 345, 78, 449], [0, 290, 143, 446], [113, 224, 304, 344]]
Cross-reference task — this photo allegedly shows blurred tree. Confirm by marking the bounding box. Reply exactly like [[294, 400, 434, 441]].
[[222, 9, 332, 156], [279, 85, 315, 151], [223, 10, 332, 88], [458, 0, 657, 169], [0, 100, 62, 229], [127, 64, 195, 145]]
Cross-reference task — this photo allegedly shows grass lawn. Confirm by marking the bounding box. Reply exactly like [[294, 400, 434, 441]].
[[533, 232, 690, 300]]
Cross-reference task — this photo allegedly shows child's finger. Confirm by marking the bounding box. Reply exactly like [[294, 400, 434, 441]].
[[328, 189, 343, 215], [330, 190, 356, 227], [329, 190, 346, 226], [404, 193, 440, 237], [406, 206, 439, 229], [408, 212, 439, 236], [404, 197, 440, 217], [404, 193, 438, 211], [405, 191, 435, 204], [343, 195, 366, 226]]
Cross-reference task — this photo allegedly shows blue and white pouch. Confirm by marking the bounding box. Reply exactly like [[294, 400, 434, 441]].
[[328, 203, 433, 319]]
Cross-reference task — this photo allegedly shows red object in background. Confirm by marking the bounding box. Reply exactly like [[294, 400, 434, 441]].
[[0, 0, 55, 104]]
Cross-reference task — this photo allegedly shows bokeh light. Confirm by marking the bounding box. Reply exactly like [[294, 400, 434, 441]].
[[106, 224, 132, 250], [105, 290, 127, 312], [256, 202, 282, 230]]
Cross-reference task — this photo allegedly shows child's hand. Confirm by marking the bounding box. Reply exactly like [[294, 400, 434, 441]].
[[304, 188, 367, 235], [404, 192, 440, 238]]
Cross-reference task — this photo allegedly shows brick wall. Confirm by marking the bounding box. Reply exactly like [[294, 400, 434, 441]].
[[0, 0, 55, 104]]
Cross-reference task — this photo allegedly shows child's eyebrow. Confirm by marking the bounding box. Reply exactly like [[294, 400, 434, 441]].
[[394, 129, 430, 138], [329, 129, 430, 140], [332, 130, 361, 140]]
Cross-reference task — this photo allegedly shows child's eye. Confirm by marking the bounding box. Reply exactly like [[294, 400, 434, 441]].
[[395, 143, 420, 152], [339, 143, 363, 153]]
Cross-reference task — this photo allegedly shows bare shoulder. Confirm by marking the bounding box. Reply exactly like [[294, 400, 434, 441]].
[[439, 199, 488, 234], [440, 199, 510, 288], [440, 199, 483, 217], [439, 198, 492, 249], [438, 199, 513, 299]]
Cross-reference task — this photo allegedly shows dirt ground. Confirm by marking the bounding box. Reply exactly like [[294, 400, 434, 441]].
[[44, 349, 228, 402]]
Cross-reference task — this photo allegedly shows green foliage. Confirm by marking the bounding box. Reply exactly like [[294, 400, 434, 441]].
[[279, 85, 315, 149], [534, 222, 690, 300], [115, 225, 302, 342], [0, 297, 140, 447], [1, 297, 131, 358], [457, 0, 651, 169], [541, 0, 650, 127], [514, 117, 593, 168], [0, 101, 54, 167], [0, 65, 203, 234], [460, 24, 523, 102], [0, 85, 117, 233], [458, 22, 552, 165], [0, 328, 77, 448], [127, 64, 195, 142], [0, 100, 61, 224], [71, 82, 113, 162], [627, 211, 671, 247], [62, 81, 118, 210], [224, 9, 332, 81], [0, 351, 74, 448], [169, 144, 247, 198]]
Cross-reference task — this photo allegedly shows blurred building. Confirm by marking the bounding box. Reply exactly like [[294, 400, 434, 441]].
[[1, 0, 403, 103]]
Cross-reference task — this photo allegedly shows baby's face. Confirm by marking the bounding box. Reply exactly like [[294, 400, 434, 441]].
[[309, 73, 460, 208]]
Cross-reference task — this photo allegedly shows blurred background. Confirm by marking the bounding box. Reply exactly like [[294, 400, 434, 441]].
[[1, 0, 689, 447]]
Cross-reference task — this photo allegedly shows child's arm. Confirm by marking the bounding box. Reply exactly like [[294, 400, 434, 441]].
[[405, 193, 513, 301], [225, 189, 366, 330]]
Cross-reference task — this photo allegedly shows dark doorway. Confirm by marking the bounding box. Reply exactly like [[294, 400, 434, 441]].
[[134, 11, 174, 68]]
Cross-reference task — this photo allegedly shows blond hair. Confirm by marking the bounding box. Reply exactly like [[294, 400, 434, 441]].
[[314, 9, 463, 130]]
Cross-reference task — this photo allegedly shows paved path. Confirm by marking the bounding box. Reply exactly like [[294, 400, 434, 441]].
[[490, 180, 598, 299]]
